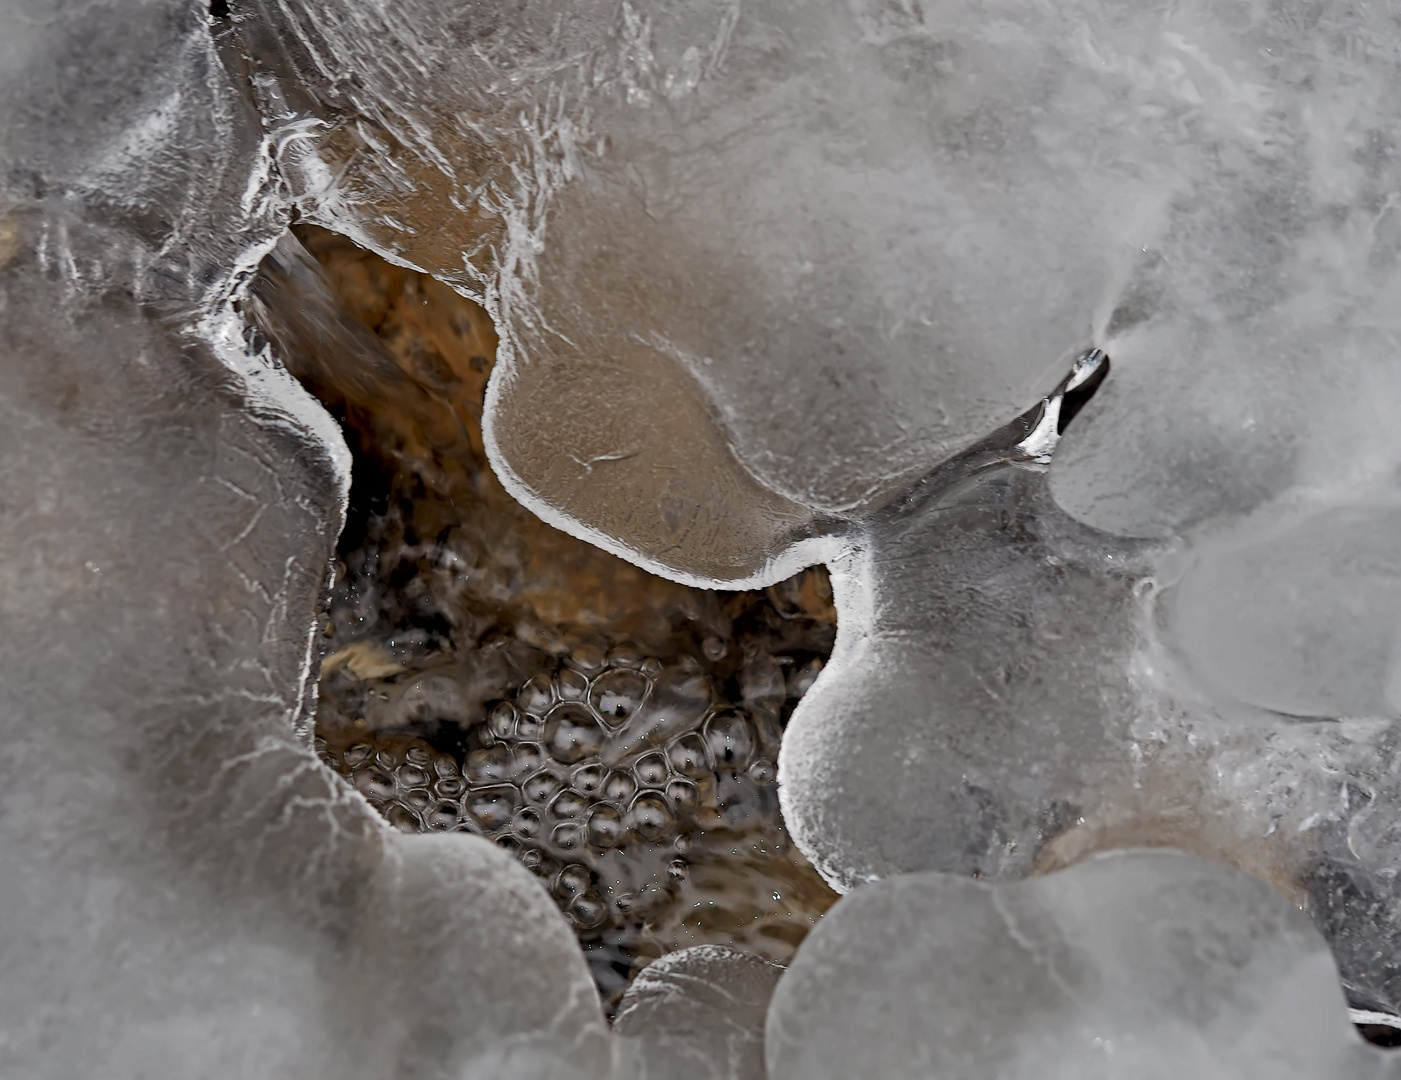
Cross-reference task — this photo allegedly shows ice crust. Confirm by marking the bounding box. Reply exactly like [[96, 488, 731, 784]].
[[767, 852, 1396, 1080], [12, 0, 1401, 1074], [0, 210, 616, 1076]]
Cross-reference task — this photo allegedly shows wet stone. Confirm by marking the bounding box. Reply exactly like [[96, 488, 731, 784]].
[[556, 667, 590, 701], [465, 745, 512, 784], [523, 769, 566, 805], [634, 753, 669, 789], [603, 770, 638, 805], [517, 674, 555, 716], [705, 712, 756, 768], [549, 789, 591, 820], [552, 822, 588, 854], [628, 793, 676, 842], [466, 786, 518, 833], [668, 734, 710, 779], [572, 764, 605, 796], [588, 805, 625, 848]]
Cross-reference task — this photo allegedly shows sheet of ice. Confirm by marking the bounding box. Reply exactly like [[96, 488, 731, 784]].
[[773, 356, 1401, 1012], [18, 0, 1401, 1069], [613, 945, 781, 1080], [767, 852, 1394, 1080], [228, 0, 1401, 581], [227, 0, 1180, 583]]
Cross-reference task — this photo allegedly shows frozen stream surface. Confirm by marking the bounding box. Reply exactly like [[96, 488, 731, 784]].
[[9, 0, 1401, 1077]]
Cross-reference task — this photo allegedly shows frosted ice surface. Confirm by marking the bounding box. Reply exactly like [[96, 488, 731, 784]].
[[613, 945, 781, 1080], [17, 0, 1401, 1072], [767, 853, 1395, 1080], [774, 352, 1401, 1012], [779, 354, 1152, 889], [219, 4, 1401, 1018], [226, 0, 1191, 582], [231, 0, 1401, 1018]]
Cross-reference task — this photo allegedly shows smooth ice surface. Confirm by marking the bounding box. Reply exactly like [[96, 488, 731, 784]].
[[775, 359, 1401, 1012], [228, 0, 1401, 585], [779, 356, 1151, 890], [767, 852, 1394, 1080], [613, 945, 781, 1080]]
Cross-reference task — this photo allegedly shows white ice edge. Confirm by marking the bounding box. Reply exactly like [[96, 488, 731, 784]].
[[198, 226, 353, 737], [479, 339, 848, 593], [1350, 1009, 1401, 1030]]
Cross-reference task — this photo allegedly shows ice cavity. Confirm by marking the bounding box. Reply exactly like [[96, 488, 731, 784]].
[[766, 852, 1395, 1080]]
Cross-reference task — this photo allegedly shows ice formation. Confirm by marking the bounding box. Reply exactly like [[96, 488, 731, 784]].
[[12, 0, 1401, 1075], [767, 852, 1391, 1080], [221, 0, 1401, 1017], [613, 945, 781, 1080]]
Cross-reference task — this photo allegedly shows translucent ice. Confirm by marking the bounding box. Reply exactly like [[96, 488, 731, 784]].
[[215, 2, 1401, 1015], [613, 945, 781, 1080], [228, 0, 1401, 588], [0, 210, 613, 1077], [775, 353, 1401, 1012], [18, 0, 1401, 1071], [767, 853, 1394, 1080], [0, 3, 615, 1073]]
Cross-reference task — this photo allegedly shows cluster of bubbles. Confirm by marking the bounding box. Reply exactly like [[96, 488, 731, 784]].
[[316, 620, 833, 1005], [318, 645, 797, 932]]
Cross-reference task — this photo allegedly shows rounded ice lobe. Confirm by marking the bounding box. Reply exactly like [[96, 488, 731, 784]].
[[779, 370, 1150, 890], [0, 213, 613, 1076], [614, 945, 783, 1080], [229, 0, 1401, 593], [767, 853, 1386, 1080]]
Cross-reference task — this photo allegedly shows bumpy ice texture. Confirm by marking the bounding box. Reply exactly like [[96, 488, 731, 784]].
[[16, 0, 1401, 1074]]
